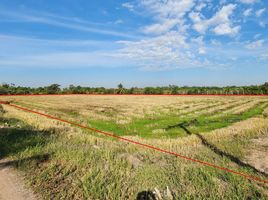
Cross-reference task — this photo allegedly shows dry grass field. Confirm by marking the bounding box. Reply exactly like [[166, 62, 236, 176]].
[[1, 95, 268, 199]]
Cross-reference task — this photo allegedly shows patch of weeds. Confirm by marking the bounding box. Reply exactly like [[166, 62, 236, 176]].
[[58, 108, 80, 117], [0, 104, 5, 114]]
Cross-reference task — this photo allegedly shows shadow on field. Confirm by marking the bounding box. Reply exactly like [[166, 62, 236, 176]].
[[136, 191, 156, 200], [0, 116, 52, 166], [0, 154, 50, 169], [165, 121, 268, 178]]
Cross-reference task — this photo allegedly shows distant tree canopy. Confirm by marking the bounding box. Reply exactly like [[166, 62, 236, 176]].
[[46, 84, 61, 94], [0, 82, 268, 95], [117, 83, 125, 94]]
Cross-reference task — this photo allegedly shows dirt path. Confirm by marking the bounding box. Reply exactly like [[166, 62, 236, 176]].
[[0, 159, 39, 200], [246, 137, 268, 174]]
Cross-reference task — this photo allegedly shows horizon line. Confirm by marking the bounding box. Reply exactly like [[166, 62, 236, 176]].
[[1, 94, 268, 97]]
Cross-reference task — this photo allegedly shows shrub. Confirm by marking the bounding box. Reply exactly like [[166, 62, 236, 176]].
[[0, 104, 4, 114]]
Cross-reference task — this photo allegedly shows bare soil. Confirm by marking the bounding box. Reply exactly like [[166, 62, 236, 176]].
[[0, 159, 39, 200], [246, 137, 268, 173]]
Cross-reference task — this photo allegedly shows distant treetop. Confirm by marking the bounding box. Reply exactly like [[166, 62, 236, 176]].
[[0, 83, 268, 95]]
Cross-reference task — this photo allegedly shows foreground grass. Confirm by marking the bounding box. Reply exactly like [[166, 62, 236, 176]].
[[1, 104, 268, 199]]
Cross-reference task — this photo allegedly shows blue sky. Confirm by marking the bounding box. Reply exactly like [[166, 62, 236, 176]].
[[0, 0, 267, 87]]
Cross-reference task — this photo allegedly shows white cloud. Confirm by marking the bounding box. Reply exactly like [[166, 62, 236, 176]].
[[191, 36, 204, 45], [259, 53, 268, 60], [195, 3, 206, 11], [1, 1, 267, 72], [256, 8, 266, 17], [211, 39, 222, 46], [191, 36, 207, 54], [143, 19, 178, 35], [141, 0, 194, 20], [114, 19, 124, 24], [0, 34, 113, 47], [116, 31, 231, 71], [122, 2, 135, 12], [191, 4, 240, 36], [239, 0, 259, 4], [243, 8, 252, 17], [213, 23, 240, 36], [189, 12, 202, 23], [118, 31, 189, 56], [117, 31, 201, 70], [0, 51, 131, 68], [0, 34, 120, 51], [0, 34, 127, 68], [140, 0, 195, 34], [115, 1, 251, 70], [245, 39, 264, 49], [198, 47, 206, 54], [259, 21, 266, 27], [0, 10, 139, 39]]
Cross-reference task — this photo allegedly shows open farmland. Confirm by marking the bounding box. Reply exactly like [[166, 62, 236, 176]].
[[1, 95, 268, 199]]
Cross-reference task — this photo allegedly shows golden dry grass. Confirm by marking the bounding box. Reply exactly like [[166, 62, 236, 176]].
[[1, 95, 268, 199], [2, 95, 267, 120]]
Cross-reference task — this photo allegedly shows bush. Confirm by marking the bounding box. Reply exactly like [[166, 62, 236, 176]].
[[0, 105, 4, 114]]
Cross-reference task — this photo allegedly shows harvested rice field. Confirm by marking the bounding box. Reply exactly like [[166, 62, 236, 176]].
[[1, 95, 268, 199]]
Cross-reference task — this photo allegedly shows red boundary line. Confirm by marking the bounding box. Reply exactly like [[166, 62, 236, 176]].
[[0, 94, 268, 97], [1, 101, 268, 185], [1, 94, 268, 97]]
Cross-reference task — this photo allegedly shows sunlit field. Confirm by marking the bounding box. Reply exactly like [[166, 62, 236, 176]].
[[1, 95, 268, 199]]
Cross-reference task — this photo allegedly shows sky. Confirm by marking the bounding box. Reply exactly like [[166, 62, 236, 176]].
[[0, 0, 267, 87]]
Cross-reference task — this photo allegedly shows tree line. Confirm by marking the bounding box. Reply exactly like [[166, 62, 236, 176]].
[[0, 83, 268, 95]]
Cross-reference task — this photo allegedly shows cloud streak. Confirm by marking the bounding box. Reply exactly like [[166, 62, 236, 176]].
[[0, 51, 132, 69], [0, 10, 141, 39]]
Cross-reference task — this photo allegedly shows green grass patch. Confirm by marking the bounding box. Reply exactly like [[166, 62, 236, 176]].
[[87, 102, 268, 139]]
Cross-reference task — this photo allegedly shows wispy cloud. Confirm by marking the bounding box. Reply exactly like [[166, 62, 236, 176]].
[[0, 34, 117, 47], [0, 34, 122, 58], [190, 4, 240, 36], [243, 8, 253, 17], [0, 9, 141, 39], [140, 0, 194, 35], [117, 32, 233, 71], [256, 8, 266, 17], [0, 34, 129, 68], [0, 51, 132, 69], [239, 0, 260, 4], [245, 39, 265, 49], [122, 2, 135, 12]]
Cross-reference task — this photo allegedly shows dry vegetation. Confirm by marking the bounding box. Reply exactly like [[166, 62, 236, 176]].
[[1, 95, 268, 199], [0, 95, 238, 119]]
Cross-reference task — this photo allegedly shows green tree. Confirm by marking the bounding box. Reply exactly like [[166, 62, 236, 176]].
[[117, 83, 125, 94], [169, 85, 178, 94], [46, 84, 61, 94], [0, 83, 10, 94]]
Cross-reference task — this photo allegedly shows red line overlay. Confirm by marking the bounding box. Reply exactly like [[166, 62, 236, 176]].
[[1, 94, 268, 97], [1, 101, 268, 185]]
